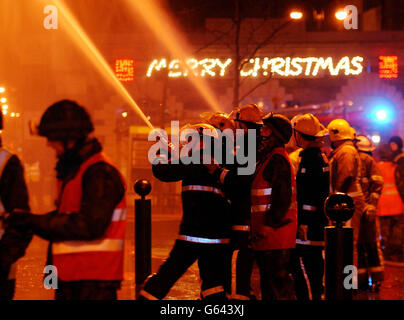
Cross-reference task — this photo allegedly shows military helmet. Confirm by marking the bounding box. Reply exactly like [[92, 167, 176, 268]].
[[38, 100, 94, 141]]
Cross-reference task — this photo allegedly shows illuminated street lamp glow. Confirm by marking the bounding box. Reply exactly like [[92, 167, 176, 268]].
[[0, 87, 4, 93], [371, 135, 381, 144], [0, 98, 6, 103], [122, 112, 128, 118], [335, 10, 347, 21], [290, 11, 303, 20], [376, 109, 387, 121], [2, 110, 7, 115], [2, 105, 8, 110]]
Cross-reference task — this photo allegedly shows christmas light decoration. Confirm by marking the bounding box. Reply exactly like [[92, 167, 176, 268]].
[[115, 59, 134, 82], [146, 56, 364, 78], [378, 56, 398, 79]]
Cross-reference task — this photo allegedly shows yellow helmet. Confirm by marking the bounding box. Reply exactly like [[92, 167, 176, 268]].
[[327, 119, 353, 142], [350, 127, 358, 141], [231, 104, 263, 125], [293, 113, 328, 138], [200, 111, 235, 131], [356, 135, 376, 152]]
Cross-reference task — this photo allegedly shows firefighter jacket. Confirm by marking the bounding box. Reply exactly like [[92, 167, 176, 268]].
[[0, 148, 31, 281], [393, 153, 404, 202], [329, 141, 364, 199], [10, 139, 126, 285], [250, 146, 297, 251], [377, 160, 403, 216], [295, 147, 329, 244], [289, 148, 303, 177], [212, 132, 256, 234], [358, 152, 383, 208], [153, 156, 232, 244]]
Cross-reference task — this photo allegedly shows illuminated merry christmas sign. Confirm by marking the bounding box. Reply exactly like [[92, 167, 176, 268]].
[[146, 56, 364, 78]]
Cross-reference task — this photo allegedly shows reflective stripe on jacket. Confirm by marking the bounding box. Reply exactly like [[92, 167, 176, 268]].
[[377, 161, 403, 216], [250, 147, 297, 250], [52, 152, 126, 281]]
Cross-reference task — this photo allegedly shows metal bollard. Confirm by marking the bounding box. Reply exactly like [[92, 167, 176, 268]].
[[324, 193, 355, 300], [134, 179, 152, 299]]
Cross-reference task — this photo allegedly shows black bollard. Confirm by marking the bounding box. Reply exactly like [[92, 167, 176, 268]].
[[324, 193, 355, 300], [134, 179, 152, 299]]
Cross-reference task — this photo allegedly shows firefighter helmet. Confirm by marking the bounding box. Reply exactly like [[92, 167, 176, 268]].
[[200, 111, 235, 131], [327, 119, 353, 142], [231, 104, 263, 125], [293, 113, 328, 138], [180, 123, 219, 139], [356, 135, 375, 152], [38, 100, 94, 141], [262, 112, 292, 143]]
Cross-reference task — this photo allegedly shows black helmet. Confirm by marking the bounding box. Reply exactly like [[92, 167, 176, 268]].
[[262, 112, 292, 143], [38, 100, 94, 141]]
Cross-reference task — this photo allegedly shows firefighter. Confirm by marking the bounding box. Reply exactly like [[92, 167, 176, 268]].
[[250, 112, 297, 300], [7, 100, 126, 300], [290, 113, 329, 300], [140, 123, 231, 300], [389, 136, 404, 203], [288, 115, 303, 176], [203, 105, 262, 300], [0, 111, 31, 300], [377, 144, 404, 263], [327, 119, 365, 270], [354, 135, 385, 291]]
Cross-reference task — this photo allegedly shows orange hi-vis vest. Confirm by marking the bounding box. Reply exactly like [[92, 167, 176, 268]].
[[377, 161, 403, 216], [250, 147, 297, 251], [52, 152, 126, 281]]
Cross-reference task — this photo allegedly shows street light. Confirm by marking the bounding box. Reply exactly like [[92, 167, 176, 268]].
[[0, 98, 6, 103], [0, 87, 4, 93], [335, 10, 347, 21], [290, 11, 303, 20]]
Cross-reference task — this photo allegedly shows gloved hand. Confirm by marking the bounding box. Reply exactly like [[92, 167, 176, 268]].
[[297, 225, 309, 241], [363, 204, 377, 222], [5, 210, 33, 231]]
